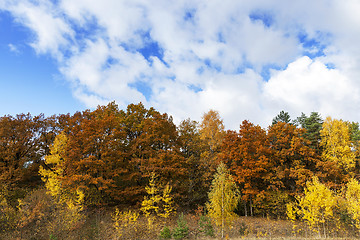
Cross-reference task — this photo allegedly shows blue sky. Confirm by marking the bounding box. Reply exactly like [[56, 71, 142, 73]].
[[1, 0, 360, 128]]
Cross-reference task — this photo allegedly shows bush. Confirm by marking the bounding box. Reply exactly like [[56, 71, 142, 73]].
[[172, 213, 189, 239], [199, 215, 214, 237], [159, 225, 172, 239]]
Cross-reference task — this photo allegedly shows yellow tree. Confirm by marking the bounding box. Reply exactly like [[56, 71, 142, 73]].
[[320, 117, 355, 188], [344, 178, 360, 230], [288, 177, 337, 238], [140, 172, 175, 229], [39, 132, 84, 230], [199, 110, 226, 193], [206, 162, 240, 239], [39, 132, 67, 199]]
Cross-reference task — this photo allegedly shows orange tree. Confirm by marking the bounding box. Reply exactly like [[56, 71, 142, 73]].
[[178, 118, 208, 208], [219, 120, 270, 216], [47, 102, 186, 206], [262, 121, 317, 216], [123, 103, 186, 204], [0, 114, 49, 195]]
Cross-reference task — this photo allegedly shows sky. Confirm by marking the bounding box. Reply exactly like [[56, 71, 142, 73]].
[[1, 0, 360, 129]]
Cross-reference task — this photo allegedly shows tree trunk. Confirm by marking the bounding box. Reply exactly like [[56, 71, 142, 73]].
[[244, 201, 247, 217], [222, 181, 224, 239], [250, 197, 253, 217]]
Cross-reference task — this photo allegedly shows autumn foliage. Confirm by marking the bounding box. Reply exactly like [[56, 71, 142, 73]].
[[2, 104, 360, 238]]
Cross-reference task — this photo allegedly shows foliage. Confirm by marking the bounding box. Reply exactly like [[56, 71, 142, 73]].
[[219, 120, 270, 216], [294, 112, 323, 153], [267, 122, 317, 196], [0, 113, 49, 192], [206, 162, 240, 238], [344, 178, 360, 230], [140, 172, 176, 219], [172, 213, 189, 239], [320, 117, 355, 188], [199, 110, 226, 193], [0, 189, 18, 232], [287, 177, 337, 238], [159, 225, 172, 239], [198, 215, 215, 237], [112, 208, 139, 239], [178, 118, 208, 207], [17, 188, 53, 230], [272, 110, 291, 125]]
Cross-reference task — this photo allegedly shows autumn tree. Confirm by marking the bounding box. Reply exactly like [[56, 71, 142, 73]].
[[199, 110, 225, 191], [0, 113, 50, 202], [42, 102, 186, 206], [39, 132, 85, 232], [60, 103, 128, 206], [178, 118, 208, 208], [287, 177, 337, 238], [343, 178, 360, 231], [265, 121, 317, 216], [319, 117, 355, 189], [219, 120, 270, 216], [123, 103, 186, 203], [206, 163, 240, 239], [140, 172, 175, 229]]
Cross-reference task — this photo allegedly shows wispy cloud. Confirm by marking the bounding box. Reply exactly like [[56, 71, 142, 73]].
[[2, 0, 360, 128], [8, 43, 19, 54]]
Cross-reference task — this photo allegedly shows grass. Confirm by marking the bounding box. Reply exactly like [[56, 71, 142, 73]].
[[1, 208, 359, 239]]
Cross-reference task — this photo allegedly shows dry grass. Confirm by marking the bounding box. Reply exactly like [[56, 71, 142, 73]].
[[1, 208, 359, 240]]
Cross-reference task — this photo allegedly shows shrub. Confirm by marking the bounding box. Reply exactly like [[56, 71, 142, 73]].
[[199, 215, 214, 237], [159, 225, 172, 239], [172, 213, 189, 239]]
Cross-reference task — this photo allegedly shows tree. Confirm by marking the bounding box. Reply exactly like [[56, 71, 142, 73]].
[[267, 122, 317, 196], [39, 132, 85, 232], [287, 177, 337, 238], [0, 113, 48, 198], [199, 110, 225, 192], [272, 110, 291, 125], [344, 178, 360, 231], [39, 132, 68, 200], [294, 112, 323, 154], [319, 117, 355, 188], [206, 163, 240, 238], [61, 103, 128, 206], [123, 103, 186, 203], [178, 118, 207, 207], [219, 120, 270, 216], [140, 172, 175, 229]]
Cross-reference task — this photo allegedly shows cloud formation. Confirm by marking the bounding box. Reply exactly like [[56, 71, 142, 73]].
[[2, 0, 360, 128]]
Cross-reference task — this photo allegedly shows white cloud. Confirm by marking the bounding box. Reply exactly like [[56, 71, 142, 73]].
[[2, 0, 74, 59], [8, 43, 19, 53], [2, 0, 360, 128], [263, 56, 360, 124]]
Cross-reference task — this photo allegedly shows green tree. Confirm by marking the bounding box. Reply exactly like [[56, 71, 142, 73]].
[[295, 112, 323, 154], [272, 110, 291, 125], [206, 163, 240, 238]]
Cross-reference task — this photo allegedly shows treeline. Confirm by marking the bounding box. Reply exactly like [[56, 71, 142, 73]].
[[1, 103, 360, 235]]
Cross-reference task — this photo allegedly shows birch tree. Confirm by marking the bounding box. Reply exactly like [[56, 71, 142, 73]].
[[206, 162, 239, 238]]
